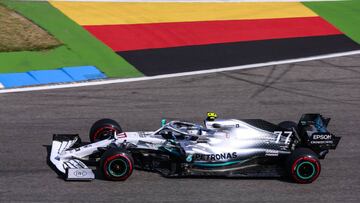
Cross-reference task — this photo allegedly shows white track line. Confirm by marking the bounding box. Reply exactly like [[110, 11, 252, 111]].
[[25, 0, 346, 2], [1, 50, 359, 94]]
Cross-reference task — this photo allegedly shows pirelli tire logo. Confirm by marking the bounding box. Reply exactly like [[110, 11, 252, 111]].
[[310, 133, 333, 144]]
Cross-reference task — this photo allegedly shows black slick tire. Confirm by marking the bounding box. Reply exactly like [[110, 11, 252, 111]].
[[100, 148, 134, 181], [89, 118, 122, 143], [286, 148, 321, 184]]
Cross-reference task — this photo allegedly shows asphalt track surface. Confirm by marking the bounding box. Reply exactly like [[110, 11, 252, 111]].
[[1, 55, 360, 202]]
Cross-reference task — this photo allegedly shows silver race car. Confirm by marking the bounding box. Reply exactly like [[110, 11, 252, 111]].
[[50, 113, 340, 183]]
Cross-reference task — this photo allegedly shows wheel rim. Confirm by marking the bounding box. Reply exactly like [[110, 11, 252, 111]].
[[93, 126, 117, 142], [103, 154, 133, 180], [108, 159, 128, 177], [296, 161, 316, 180], [291, 156, 320, 183]]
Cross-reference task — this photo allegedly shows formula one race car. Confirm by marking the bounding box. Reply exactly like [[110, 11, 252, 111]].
[[50, 113, 340, 183]]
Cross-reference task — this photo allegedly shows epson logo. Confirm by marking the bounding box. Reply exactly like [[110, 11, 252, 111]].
[[313, 134, 332, 140], [73, 170, 87, 177]]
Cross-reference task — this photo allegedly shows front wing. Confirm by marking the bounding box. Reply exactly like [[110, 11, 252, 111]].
[[50, 134, 95, 181]]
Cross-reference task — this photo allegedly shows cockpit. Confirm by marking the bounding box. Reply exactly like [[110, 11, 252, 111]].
[[169, 121, 202, 135], [155, 121, 213, 140]]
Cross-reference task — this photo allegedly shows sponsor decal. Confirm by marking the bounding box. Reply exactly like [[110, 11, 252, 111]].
[[138, 131, 147, 138], [313, 134, 332, 140], [273, 131, 293, 144], [186, 154, 193, 162], [310, 133, 333, 144], [194, 152, 237, 161], [117, 132, 127, 138], [265, 149, 279, 157], [73, 170, 88, 177], [226, 133, 230, 139], [310, 140, 334, 144]]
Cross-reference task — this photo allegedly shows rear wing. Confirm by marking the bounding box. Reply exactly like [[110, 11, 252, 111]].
[[297, 114, 341, 158], [50, 134, 95, 181], [299, 114, 330, 132]]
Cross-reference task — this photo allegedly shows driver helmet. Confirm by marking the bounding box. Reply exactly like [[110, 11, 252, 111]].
[[206, 112, 218, 121]]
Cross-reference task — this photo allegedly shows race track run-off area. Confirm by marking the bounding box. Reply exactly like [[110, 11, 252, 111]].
[[50, 0, 360, 76], [1, 0, 360, 89], [0, 55, 359, 202]]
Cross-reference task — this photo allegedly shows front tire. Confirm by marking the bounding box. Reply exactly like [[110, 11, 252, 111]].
[[286, 148, 321, 184], [100, 148, 134, 181], [89, 118, 122, 143]]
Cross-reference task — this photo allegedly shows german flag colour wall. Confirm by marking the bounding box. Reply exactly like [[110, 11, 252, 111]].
[[51, 1, 360, 76]]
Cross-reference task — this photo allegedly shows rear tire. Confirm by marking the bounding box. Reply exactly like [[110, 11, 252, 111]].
[[286, 148, 321, 184], [89, 118, 122, 143], [100, 148, 134, 181]]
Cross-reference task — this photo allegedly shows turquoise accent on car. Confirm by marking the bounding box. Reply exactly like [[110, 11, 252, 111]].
[[186, 154, 193, 162], [107, 159, 128, 177], [194, 160, 244, 167], [159, 146, 181, 157], [161, 119, 166, 127], [296, 161, 316, 180]]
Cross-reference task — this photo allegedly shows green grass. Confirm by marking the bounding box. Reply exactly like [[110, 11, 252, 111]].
[[304, 0, 360, 44], [0, 0, 142, 78], [0, 5, 61, 52]]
